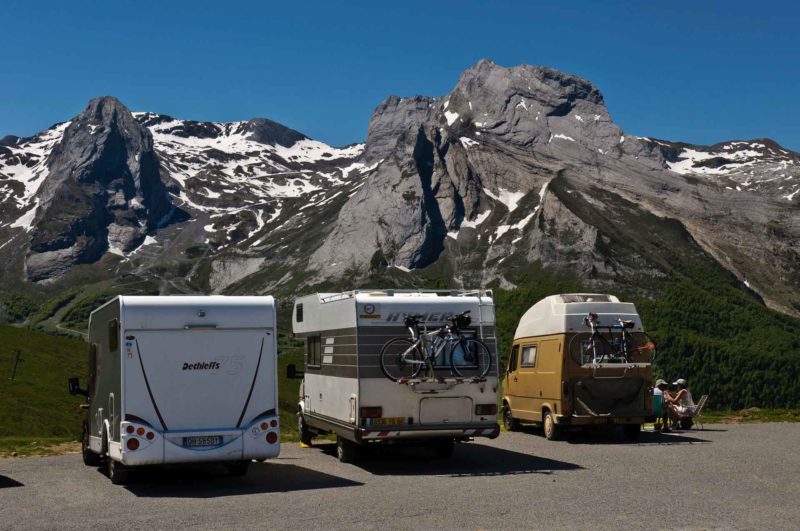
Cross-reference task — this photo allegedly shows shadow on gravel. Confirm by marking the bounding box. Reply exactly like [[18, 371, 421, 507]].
[[118, 462, 363, 498], [0, 475, 24, 488], [314, 442, 583, 477], [514, 425, 711, 445]]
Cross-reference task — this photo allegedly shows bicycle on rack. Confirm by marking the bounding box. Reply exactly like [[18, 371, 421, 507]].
[[379, 310, 492, 381], [568, 312, 656, 365]]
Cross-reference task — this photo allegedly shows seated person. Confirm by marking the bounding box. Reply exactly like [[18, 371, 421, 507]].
[[653, 379, 673, 431], [666, 378, 694, 425]]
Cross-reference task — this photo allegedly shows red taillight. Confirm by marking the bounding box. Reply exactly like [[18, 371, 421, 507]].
[[475, 404, 497, 415], [126, 425, 135, 434], [136, 427, 145, 436], [146, 431, 154, 440], [360, 406, 382, 418], [126, 438, 140, 451], [270, 419, 278, 428], [260, 422, 269, 430], [266, 431, 278, 444]]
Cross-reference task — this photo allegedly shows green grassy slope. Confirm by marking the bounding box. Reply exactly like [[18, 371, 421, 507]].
[[0, 326, 86, 439]]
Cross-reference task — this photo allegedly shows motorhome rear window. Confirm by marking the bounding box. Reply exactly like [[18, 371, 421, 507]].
[[296, 304, 303, 323], [108, 319, 119, 352], [561, 294, 613, 303]]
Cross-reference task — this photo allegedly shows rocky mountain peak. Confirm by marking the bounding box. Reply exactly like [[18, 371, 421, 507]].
[[24, 96, 183, 281], [245, 118, 308, 147]]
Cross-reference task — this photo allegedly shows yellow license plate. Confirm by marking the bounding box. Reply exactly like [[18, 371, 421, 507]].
[[374, 417, 404, 426]]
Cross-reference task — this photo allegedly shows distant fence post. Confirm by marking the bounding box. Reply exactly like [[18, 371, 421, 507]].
[[9, 349, 22, 380]]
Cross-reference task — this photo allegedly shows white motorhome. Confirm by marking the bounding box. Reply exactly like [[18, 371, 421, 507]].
[[291, 289, 500, 462], [69, 295, 280, 483]]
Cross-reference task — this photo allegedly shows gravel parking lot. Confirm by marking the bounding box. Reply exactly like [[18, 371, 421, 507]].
[[1, 424, 798, 530]]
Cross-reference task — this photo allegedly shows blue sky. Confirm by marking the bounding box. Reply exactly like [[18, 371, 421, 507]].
[[1, 1, 798, 150]]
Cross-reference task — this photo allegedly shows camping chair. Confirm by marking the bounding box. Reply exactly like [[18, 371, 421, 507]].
[[690, 395, 709, 430], [671, 394, 708, 430]]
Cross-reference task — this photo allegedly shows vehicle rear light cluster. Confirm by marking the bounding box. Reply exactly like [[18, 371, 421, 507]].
[[360, 406, 382, 418], [475, 404, 497, 415], [124, 423, 156, 451], [265, 431, 278, 444]]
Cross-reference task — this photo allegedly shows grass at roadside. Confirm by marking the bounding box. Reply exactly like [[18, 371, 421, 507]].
[[701, 408, 800, 424], [0, 437, 78, 458]]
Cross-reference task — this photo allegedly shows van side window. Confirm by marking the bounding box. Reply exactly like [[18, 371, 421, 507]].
[[108, 319, 119, 352], [508, 345, 519, 372], [296, 304, 303, 323], [521, 345, 537, 367], [306, 336, 321, 368]]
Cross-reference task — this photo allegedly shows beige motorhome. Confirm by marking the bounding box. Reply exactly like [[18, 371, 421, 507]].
[[502, 294, 654, 440]]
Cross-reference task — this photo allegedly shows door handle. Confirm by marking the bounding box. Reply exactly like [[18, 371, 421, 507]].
[[513, 377, 518, 382]]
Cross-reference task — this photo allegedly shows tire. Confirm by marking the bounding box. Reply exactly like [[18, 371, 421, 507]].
[[298, 411, 312, 446], [543, 410, 562, 441], [432, 438, 455, 459], [107, 459, 129, 485], [450, 337, 492, 378], [336, 435, 358, 463], [503, 403, 520, 431], [380, 338, 423, 381], [623, 424, 641, 440], [82, 428, 101, 467], [227, 461, 250, 477]]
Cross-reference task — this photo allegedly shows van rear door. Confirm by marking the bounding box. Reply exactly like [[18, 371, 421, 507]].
[[125, 328, 273, 431]]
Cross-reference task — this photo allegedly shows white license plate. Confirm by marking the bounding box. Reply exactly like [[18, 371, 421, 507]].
[[184, 436, 222, 448]]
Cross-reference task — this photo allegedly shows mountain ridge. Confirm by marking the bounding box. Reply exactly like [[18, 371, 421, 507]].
[[0, 60, 797, 317]]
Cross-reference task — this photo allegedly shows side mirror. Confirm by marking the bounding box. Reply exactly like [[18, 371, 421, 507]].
[[68, 377, 89, 397], [286, 364, 304, 379]]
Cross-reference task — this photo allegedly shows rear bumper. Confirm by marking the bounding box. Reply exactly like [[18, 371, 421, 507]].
[[118, 417, 280, 466], [359, 423, 500, 441], [556, 414, 648, 426]]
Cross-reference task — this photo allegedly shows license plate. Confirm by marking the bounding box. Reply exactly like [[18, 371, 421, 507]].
[[374, 417, 404, 426], [184, 436, 222, 448]]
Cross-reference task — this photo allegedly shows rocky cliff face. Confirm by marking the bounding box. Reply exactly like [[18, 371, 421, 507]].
[[309, 60, 799, 313], [1, 61, 798, 315], [20, 97, 183, 280]]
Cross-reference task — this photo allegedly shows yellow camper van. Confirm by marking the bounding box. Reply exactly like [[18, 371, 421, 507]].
[[502, 294, 654, 440]]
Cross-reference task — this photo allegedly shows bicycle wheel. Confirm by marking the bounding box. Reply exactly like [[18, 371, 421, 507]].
[[380, 338, 424, 381], [568, 333, 614, 365], [626, 332, 657, 363], [450, 337, 492, 378]]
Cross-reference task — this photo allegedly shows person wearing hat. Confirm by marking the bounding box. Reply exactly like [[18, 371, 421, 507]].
[[666, 378, 694, 427], [653, 379, 673, 432]]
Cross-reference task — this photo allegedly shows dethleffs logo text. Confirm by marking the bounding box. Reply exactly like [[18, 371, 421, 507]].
[[385, 312, 457, 323], [182, 361, 221, 371]]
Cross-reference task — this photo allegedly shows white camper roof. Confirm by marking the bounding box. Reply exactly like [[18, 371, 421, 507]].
[[109, 295, 275, 330], [514, 293, 642, 339]]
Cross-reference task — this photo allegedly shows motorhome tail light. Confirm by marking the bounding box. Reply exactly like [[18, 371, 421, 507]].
[[136, 427, 145, 436], [146, 431, 154, 441], [270, 419, 278, 428], [126, 438, 140, 451], [475, 404, 497, 415], [359, 407, 382, 418], [126, 425, 135, 434], [260, 422, 269, 430], [266, 432, 278, 444]]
